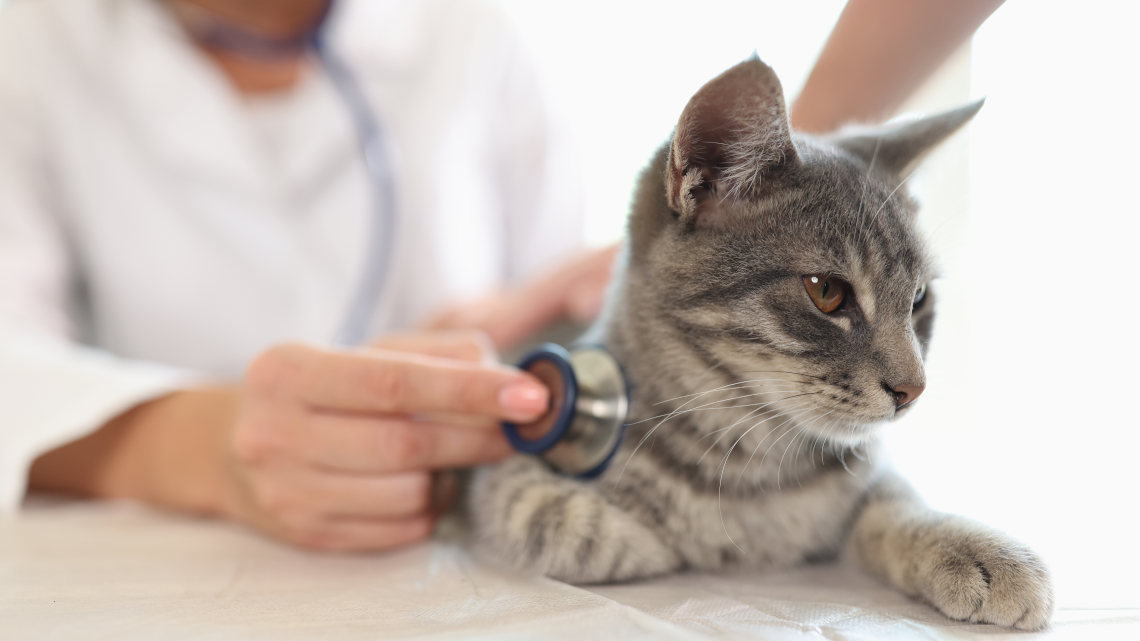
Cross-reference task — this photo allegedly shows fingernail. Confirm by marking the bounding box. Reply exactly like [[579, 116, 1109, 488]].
[[499, 379, 549, 420]]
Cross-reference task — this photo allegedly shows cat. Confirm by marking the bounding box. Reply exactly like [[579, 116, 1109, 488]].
[[469, 57, 1054, 631]]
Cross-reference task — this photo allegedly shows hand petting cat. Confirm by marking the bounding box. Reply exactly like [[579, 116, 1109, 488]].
[[422, 244, 619, 351]]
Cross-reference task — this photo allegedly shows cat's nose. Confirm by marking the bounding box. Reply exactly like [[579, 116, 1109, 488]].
[[888, 383, 925, 409]]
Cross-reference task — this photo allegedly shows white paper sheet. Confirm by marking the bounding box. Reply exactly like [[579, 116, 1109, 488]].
[[3, 500, 1137, 640]]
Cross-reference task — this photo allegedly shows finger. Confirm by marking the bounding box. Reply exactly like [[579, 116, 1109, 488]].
[[369, 330, 497, 363], [291, 348, 548, 421], [262, 469, 437, 519], [299, 413, 512, 473], [279, 514, 436, 552]]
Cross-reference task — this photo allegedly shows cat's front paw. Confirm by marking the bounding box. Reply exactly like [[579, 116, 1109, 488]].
[[469, 457, 681, 584], [920, 527, 1054, 630]]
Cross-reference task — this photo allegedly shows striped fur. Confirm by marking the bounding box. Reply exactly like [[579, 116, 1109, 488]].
[[470, 59, 1052, 630]]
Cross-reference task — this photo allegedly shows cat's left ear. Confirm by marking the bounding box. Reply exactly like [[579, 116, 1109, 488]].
[[666, 56, 800, 229], [831, 99, 984, 177]]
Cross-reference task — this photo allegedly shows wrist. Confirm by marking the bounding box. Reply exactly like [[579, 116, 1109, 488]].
[[136, 386, 240, 516], [28, 385, 240, 517]]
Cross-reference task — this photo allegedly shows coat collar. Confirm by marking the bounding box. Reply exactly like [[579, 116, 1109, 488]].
[[114, 0, 271, 194], [105, 0, 430, 200]]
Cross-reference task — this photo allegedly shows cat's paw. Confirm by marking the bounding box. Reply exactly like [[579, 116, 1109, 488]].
[[469, 457, 681, 584], [919, 527, 1054, 630]]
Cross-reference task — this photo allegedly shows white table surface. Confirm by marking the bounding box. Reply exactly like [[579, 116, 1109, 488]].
[[4, 499, 1138, 641]]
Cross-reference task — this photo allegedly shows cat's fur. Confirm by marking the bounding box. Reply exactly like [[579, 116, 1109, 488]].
[[470, 58, 1053, 630]]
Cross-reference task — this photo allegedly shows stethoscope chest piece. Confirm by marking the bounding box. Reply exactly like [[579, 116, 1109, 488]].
[[502, 343, 629, 478]]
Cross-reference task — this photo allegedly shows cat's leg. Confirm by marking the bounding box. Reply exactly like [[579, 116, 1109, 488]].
[[845, 474, 1054, 630], [469, 456, 681, 584]]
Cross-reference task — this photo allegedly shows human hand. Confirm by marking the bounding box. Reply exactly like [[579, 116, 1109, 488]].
[[222, 331, 548, 551], [423, 244, 619, 351]]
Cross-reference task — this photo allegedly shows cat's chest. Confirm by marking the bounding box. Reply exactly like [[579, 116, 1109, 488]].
[[598, 452, 876, 570]]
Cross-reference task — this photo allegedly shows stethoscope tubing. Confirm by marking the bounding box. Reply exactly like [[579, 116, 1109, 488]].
[[312, 34, 398, 347]]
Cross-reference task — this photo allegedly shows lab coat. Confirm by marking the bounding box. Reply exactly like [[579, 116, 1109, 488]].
[[0, 0, 584, 511]]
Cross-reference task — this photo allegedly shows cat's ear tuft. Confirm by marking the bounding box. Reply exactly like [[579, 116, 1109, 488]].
[[666, 58, 800, 229], [832, 99, 984, 177]]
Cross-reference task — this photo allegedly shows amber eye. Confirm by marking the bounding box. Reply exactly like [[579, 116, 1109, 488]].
[[913, 283, 928, 310], [803, 275, 846, 313]]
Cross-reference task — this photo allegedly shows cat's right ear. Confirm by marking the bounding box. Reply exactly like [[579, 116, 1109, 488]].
[[666, 57, 800, 229], [831, 100, 984, 178]]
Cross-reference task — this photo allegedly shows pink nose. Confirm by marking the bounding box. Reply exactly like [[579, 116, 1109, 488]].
[[891, 384, 925, 409]]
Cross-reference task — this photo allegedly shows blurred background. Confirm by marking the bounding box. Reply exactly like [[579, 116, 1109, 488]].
[[488, 0, 1140, 609], [2, 0, 1136, 609]]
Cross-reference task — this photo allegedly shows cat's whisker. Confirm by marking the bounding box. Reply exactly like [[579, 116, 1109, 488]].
[[628, 386, 827, 467], [777, 408, 839, 489], [733, 401, 818, 483], [652, 377, 806, 405], [776, 426, 809, 491], [718, 397, 820, 490], [717, 400, 820, 551], [664, 355, 736, 404], [618, 379, 761, 483], [633, 386, 807, 425], [869, 170, 916, 223], [697, 396, 816, 467], [673, 393, 819, 471], [855, 137, 883, 241], [655, 392, 814, 441], [698, 404, 774, 467], [809, 424, 822, 467], [704, 396, 819, 469], [838, 448, 855, 476], [738, 369, 830, 382], [751, 411, 810, 485], [616, 388, 820, 487], [807, 415, 847, 481]]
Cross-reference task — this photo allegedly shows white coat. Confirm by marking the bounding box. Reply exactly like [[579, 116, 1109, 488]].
[[0, 0, 584, 511]]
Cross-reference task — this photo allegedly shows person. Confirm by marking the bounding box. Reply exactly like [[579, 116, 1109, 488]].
[[1, 0, 1003, 552], [0, 0, 612, 551]]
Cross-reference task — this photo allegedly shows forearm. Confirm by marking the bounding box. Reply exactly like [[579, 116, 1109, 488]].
[[791, 0, 1004, 133], [27, 385, 239, 516]]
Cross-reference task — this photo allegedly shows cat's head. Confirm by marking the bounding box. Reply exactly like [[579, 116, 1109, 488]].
[[623, 57, 980, 446]]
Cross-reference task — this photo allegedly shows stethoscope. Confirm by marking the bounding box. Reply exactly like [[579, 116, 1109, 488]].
[[501, 343, 630, 477], [178, 2, 632, 477]]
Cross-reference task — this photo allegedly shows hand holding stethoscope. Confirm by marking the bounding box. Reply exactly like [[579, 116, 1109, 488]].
[[163, 2, 631, 551]]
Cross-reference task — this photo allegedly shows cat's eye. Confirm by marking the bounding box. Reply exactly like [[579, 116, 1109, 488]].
[[913, 283, 928, 310], [803, 275, 846, 314]]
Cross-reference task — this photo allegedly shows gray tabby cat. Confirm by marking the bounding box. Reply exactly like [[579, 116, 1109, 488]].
[[470, 58, 1053, 630]]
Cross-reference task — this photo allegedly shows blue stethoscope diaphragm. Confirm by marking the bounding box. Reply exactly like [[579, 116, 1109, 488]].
[[502, 343, 630, 478]]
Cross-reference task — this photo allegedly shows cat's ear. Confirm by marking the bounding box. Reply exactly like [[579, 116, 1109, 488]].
[[666, 56, 800, 229], [832, 99, 984, 177]]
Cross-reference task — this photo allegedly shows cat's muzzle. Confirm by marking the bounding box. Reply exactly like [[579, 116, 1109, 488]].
[[501, 343, 629, 478]]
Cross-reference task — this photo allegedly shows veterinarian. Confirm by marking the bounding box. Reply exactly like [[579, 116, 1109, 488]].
[[0, 0, 614, 550], [0, 0, 1001, 552]]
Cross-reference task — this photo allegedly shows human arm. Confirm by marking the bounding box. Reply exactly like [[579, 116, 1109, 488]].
[[422, 244, 619, 351], [2, 2, 544, 549], [29, 332, 548, 550], [0, 3, 202, 512], [790, 0, 1004, 133]]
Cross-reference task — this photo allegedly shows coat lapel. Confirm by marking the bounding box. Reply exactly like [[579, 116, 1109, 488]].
[[112, 0, 272, 196]]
